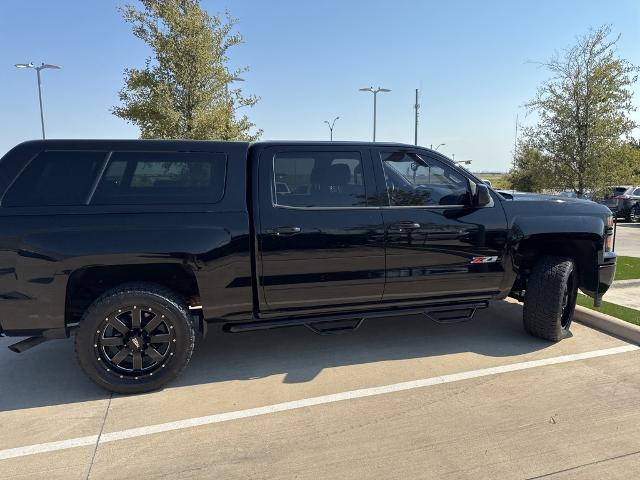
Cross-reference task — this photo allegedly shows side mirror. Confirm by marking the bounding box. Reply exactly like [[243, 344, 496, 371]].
[[475, 183, 493, 207]]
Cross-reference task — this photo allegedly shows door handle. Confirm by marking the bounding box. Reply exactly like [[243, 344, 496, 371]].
[[274, 226, 302, 236], [388, 222, 421, 232]]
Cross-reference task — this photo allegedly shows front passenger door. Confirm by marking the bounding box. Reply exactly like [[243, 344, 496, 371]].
[[375, 149, 507, 304]]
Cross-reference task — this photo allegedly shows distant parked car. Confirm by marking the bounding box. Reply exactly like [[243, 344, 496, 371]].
[[600, 186, 640, 222], [558, 190, 592, 200]]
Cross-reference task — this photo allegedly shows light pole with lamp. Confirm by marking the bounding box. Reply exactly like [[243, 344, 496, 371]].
[[359, 86, 390, 142], [15, 62, 61, 139], [324, 116, 339, 141], [430, 143, 446, 151]]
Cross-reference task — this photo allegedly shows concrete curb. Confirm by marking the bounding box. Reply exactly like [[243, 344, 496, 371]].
[[610, 279, 640, 288], [574, 305, 640, 345]]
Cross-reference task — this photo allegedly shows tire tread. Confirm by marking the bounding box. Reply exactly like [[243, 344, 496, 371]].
[[523, 256, 575, 342]]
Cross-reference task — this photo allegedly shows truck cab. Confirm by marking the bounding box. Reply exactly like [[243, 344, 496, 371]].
[[251, 142, 508, 317]]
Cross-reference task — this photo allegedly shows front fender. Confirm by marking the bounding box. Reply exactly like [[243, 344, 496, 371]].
[[505, 214, 607, 302]]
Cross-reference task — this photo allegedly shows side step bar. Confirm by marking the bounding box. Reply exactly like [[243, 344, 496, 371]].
[[223, 301, 488, 334], [8, 336, 49, 353]]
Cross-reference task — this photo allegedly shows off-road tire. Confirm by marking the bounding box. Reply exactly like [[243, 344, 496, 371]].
[[523, 256, 577, 342], [75, 283, 195, 394]]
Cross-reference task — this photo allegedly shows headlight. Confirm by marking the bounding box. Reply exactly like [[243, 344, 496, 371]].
[[605, 216, 614, 251]]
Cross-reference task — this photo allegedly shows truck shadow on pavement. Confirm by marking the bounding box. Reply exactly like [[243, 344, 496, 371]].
[[0, 300, 551, 411]]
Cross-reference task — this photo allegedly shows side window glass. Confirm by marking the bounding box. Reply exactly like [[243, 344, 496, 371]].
[[92, 151, 226, 205], [381, 152, 469, 206], [633, 188, 640, 196], [2, 150, 107, 207], [273, 152, 367, 207]]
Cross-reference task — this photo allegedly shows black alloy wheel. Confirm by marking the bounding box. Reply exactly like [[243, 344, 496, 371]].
[[75, 283, 195, 394], [95, 306, 176, 379]]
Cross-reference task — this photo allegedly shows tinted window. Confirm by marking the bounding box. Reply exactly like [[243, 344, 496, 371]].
[[381, 152, 469, 206], [91, 151, 226, 205], [2, 150, 106, 207], [633, 188, 640, 196], [273, 151, 367, 207]]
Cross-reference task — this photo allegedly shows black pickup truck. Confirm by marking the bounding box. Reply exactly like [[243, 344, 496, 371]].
[[0, 140, 616, 393]]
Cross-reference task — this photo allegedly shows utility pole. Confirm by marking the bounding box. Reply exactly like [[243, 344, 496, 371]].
[[414, 89, 420, 145]]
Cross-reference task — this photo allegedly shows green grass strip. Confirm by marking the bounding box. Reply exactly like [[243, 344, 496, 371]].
[[615, 256, 640, 281], [577, 294, 640, 326]]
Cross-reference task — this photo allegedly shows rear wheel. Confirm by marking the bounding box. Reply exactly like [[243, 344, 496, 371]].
[[75, 283, 195, 394], [523, 256, 577, 342]]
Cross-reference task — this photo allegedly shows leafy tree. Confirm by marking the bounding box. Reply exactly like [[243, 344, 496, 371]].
[[613, 140, 640, 186], [507, 144, 554, 192], [518, 25, 638, 195], [113, 0, 261, 141]]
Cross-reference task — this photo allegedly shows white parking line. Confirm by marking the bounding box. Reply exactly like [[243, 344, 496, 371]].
[[0, 344, 637, 461]]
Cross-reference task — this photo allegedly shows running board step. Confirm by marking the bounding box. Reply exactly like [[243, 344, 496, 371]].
[[223, 301, 488, 334], [8, 336, 49, 353], [424, 304, 480, 323], [304, 318, 364, 335]]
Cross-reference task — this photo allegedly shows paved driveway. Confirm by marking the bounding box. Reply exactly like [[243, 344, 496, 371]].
[[1, 300, 639, 479]]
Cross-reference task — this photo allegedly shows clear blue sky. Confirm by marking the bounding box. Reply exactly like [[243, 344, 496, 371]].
[[1, 0, 639, 171]]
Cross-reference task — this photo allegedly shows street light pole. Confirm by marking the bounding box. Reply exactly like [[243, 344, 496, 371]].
[[430, 143, 446, 151], [373, 92, 377, 141], [36, 68, 45, 139], [15, 62, 61, 139], [414, 89, 419, 146], [324, 116, 340, 141], [359, 86, 390, 142]]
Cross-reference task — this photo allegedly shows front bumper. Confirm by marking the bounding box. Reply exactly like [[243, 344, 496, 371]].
[[595, 251, 617, 306]]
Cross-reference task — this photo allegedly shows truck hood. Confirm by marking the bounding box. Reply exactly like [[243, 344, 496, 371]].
[[496, 190, 612, 218], [496, 190, 591, 203]]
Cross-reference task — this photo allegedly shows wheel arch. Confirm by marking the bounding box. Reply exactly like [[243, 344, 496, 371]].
[[65, 263, 201, 327], [511, 233, 601, 297]]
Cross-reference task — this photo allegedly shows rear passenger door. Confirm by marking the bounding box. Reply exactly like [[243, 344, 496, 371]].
[[256, 145, 385, 315]]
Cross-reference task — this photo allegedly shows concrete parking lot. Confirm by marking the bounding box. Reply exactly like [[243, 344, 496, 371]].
[[614, 222, 640, 257], [1, 300, 640, 479]]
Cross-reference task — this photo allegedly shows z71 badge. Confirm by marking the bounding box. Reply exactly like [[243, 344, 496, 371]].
[[470, 256, 499, 264]]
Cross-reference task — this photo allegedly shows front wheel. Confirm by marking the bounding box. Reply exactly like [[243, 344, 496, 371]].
[[523, 256, 577, 342], [627, 205, 640, 223], [75, 283, 195, 394]]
